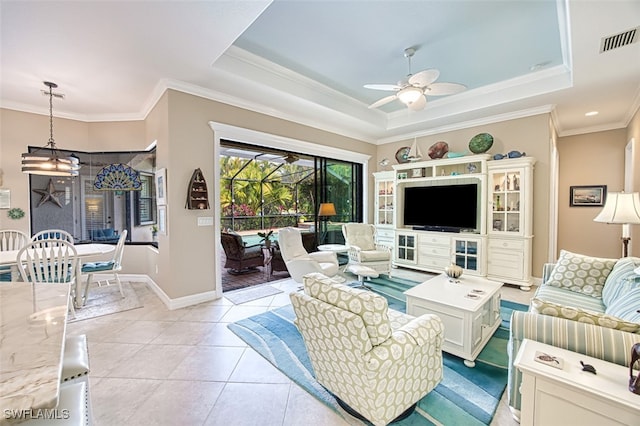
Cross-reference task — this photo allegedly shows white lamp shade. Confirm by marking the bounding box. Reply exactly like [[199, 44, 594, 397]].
[[593, 192, 640, 224]]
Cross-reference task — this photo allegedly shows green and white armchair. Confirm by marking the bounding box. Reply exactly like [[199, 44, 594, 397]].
[[290, 272, 444, 426]]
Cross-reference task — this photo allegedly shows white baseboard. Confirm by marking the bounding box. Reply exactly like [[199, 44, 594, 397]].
[[113, 273, 219, 310]]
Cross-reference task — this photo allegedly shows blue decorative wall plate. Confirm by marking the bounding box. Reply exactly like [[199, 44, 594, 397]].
[[93, 163, 142, 191]]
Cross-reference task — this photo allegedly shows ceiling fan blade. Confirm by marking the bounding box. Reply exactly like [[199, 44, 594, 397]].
[[369, 94, 398, 109], [408, 69, 440, 87], [425, 82, 467, 96], [364, 84, 401, 91], [408, 94, 427, 111]]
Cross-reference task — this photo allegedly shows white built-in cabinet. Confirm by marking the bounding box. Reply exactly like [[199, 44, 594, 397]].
[[486, 157, 536, 290], [385, 154, 535, 289], [373, 171, 395, 248]]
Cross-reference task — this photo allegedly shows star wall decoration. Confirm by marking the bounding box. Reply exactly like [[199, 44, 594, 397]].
[[32, 178, 66, 208]]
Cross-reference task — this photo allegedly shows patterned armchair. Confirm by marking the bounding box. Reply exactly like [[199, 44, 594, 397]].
[[290, 272, 444, 426], [342, 223, 392, 275], [220, 232, 264, 274]]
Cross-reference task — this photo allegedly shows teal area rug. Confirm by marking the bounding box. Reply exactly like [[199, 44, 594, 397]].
[[228, 275, 528, 425]]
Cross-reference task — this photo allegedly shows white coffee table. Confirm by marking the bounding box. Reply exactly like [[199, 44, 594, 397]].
[[404, 273, 502, 367]]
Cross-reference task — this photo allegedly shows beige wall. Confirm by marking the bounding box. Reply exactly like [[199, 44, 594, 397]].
[[376, 114, 552, 278], [146, 90, 377, 300], [2, 93, 638, 302], [557, 129, 628, 258], [626, 107, 640, 256]]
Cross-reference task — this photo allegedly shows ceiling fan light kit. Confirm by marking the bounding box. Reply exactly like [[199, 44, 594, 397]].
[[365, 47, 466, 112], [397, 86, 423, 105]]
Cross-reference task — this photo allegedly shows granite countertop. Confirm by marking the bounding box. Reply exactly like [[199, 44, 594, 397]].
[[0, 282, 69, 416]]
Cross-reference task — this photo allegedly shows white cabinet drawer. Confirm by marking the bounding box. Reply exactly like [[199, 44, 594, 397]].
[[377, 229, 395, 238], [419, 245, 450, 258], [488, 238, 524, 251], [418, 234, 450, 247]]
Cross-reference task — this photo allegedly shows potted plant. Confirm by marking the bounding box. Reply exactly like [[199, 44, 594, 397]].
[[150, 225, 158, 240], [257, 230, 274, 248]]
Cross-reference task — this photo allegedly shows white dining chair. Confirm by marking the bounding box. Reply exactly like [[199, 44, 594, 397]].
[[17, 239, 79, 317], [81, 230, 127, 305], [0, 229, 29, 281], [32, 229, 75, 244]]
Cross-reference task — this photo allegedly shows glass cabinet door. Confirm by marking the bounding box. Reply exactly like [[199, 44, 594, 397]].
[[490, 169, 523, 235], [454, 239, 479, 271], [376, 179, 394, 226], [397, 234, 416, 262]]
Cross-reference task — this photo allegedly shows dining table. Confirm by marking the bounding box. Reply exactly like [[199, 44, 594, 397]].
[[0, 243, 116, 308], [0, 282, 70, 419]]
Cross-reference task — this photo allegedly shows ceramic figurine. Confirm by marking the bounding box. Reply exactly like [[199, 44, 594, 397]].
[[507, 150, 526, 158], [630, 343, 640, 394], [493, 153, 506, 160]]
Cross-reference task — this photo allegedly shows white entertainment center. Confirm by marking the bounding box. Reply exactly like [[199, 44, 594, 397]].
[[373, 154, 536, 290]]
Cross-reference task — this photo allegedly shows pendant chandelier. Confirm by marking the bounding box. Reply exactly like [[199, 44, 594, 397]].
[[21, 81, 80, 177]]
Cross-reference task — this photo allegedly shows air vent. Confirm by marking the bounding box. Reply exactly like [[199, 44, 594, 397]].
[[600, 26, 638, 53]]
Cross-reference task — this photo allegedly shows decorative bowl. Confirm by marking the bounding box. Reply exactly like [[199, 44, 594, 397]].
[[444, 264, 463, 279]]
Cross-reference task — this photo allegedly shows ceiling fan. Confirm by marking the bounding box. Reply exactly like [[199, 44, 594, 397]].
[[364, 47, 466, 111]]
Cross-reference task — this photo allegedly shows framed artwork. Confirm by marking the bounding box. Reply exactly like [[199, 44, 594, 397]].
[[158, 205, 167, 235], [0, 189, 10, 209], [155, 168, 167, 206], [411, 168, 424, 178], [570, 185, 607, 207]]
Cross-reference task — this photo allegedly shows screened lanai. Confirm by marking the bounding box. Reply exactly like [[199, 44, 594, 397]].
[[220, 140, 363, 246]]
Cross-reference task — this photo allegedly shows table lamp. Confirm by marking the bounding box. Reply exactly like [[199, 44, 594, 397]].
[[318, 203, 336, 244], [593, 192, 640, 257]]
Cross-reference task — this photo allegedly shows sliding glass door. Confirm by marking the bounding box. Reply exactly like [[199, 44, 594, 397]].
[[316, 158, 363, 245]]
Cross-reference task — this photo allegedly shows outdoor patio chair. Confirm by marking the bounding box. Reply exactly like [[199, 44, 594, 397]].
[[220, 231, 264, 274]]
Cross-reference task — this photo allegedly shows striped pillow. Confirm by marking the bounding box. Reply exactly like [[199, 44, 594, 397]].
[[605, 287, 640, 324], [602, 257, 640, 307]]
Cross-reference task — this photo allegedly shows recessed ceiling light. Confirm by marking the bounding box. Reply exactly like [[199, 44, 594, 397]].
[[585, 111, 599, 117]]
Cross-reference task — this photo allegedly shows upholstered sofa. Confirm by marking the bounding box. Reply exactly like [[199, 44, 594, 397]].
[[290, 272, 444, 426], [508, 250, 640, 419]]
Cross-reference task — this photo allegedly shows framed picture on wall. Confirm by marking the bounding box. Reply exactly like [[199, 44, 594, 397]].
[[570, 185, 607, 207], [158, 205, 167, 235], [155, 168, 167, 206]]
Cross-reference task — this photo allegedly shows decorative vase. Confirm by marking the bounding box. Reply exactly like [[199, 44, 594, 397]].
[[445, 264, 463, 279]]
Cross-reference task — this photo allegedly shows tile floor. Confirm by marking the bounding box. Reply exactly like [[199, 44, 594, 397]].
[[67, 268, 534, 425]]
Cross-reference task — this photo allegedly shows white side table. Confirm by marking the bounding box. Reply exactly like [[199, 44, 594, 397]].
[[514, 339, 640, 426], [317, 244, 349, 254]]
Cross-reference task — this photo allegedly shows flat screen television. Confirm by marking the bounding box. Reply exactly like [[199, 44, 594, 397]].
[[403, 184, 478, 232]]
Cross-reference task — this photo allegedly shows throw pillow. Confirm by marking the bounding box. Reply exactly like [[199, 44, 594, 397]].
[[531, 298, 640, 333], [602, 257, 640, 307], [546, 250, 617, 298], [605, 287, 640, 324]]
